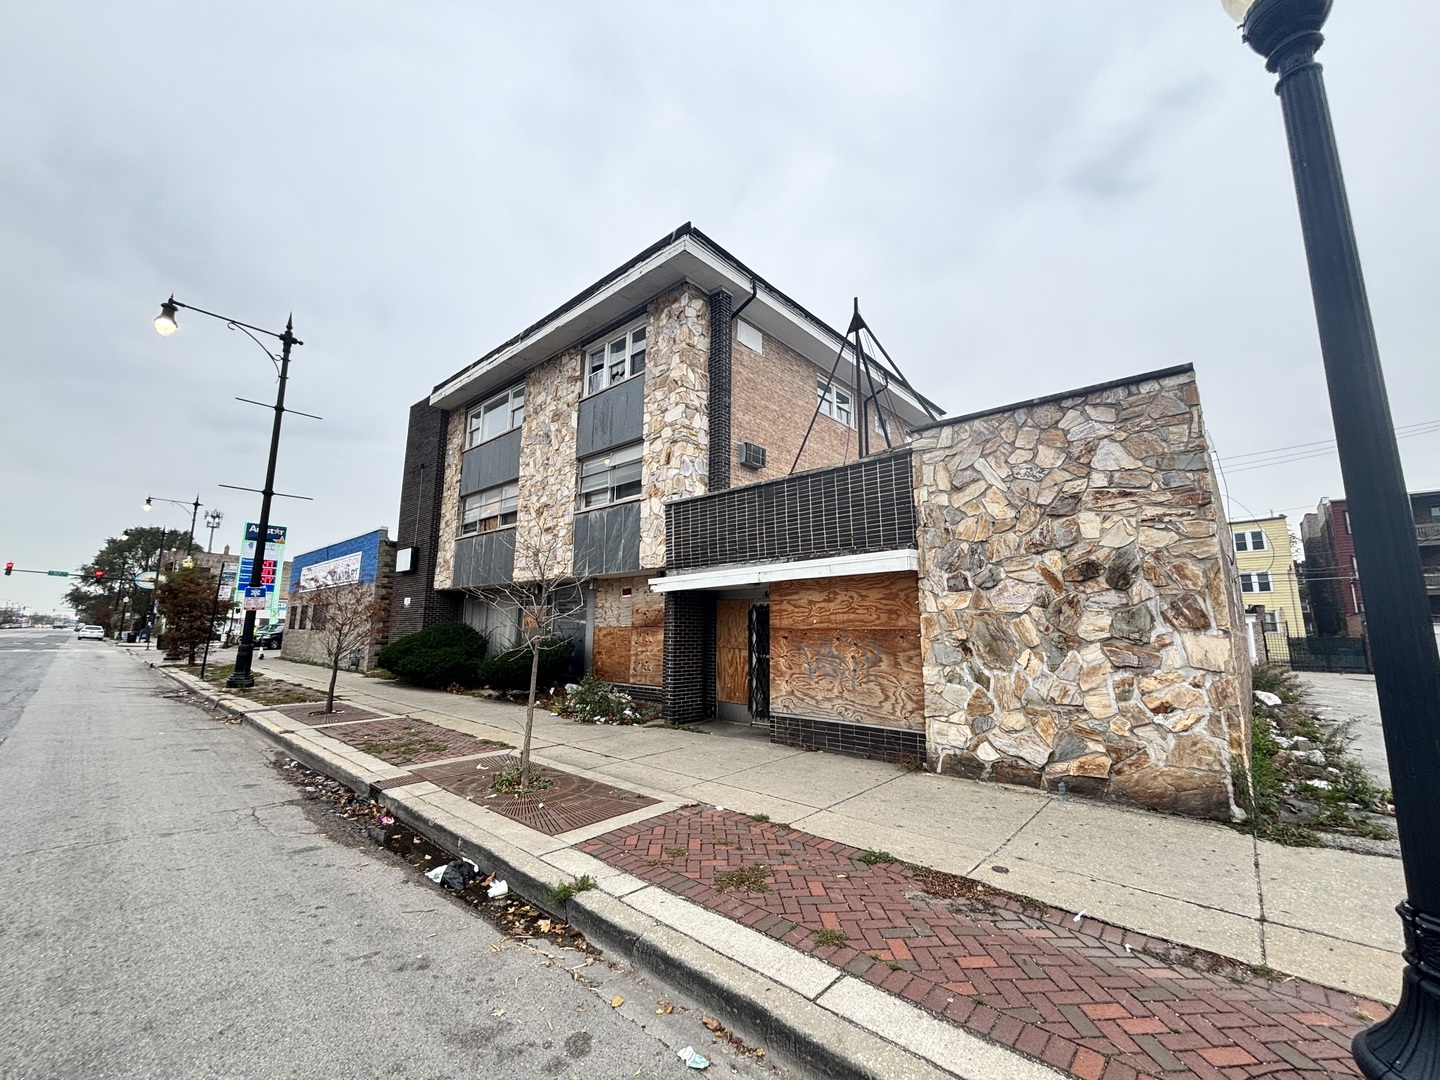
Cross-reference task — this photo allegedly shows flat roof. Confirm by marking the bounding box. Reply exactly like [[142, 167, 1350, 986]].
[[427, 223, 944, 422], [909, 364, 1194, 434]]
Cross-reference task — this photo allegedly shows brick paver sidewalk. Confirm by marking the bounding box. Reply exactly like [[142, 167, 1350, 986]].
[[582, 806, 1387, 1080]]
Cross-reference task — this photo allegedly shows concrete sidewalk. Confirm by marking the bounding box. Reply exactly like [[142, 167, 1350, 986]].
[[155, 655, 1402, 1079]]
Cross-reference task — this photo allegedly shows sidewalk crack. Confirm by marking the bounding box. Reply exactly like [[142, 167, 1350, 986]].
[[1253, 833, 1269, 965], [967, 795, 1052, 874]]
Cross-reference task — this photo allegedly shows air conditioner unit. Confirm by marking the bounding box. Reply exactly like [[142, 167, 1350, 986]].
[[738, 442, 767, 470]]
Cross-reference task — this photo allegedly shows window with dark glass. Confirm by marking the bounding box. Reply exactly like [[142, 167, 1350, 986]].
[[460, 482, 519, 534], [578, 443, 643, 508]]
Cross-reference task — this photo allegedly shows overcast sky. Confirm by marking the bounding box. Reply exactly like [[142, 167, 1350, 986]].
[[2, 1, 1436, 615]]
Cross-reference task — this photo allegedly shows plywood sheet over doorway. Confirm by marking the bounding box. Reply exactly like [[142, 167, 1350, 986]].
[[769, 572, 923, 730], [716, 599, 749, 705]]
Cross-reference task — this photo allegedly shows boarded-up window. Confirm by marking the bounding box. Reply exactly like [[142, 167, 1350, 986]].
[[769, 572, 922, 730]]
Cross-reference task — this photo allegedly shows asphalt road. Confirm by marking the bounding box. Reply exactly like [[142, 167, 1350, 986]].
[[0, 632, 776, 1079], [1294, 670, 1390, 790]]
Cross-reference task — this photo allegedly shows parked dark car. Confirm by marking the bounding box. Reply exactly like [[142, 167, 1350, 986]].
[[254, 628, 283, 650]]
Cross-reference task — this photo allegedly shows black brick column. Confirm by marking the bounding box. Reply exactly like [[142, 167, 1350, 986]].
[[663, 590, 714, 723], [391, 398, 462, 640], [707, 290, 732, 493]]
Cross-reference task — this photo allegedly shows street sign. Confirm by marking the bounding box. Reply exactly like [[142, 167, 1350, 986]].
[[241, 587, 268, 611], [218, 585, 233, 602], [135, 571, 158, 591], [46, 570, 68, 577]]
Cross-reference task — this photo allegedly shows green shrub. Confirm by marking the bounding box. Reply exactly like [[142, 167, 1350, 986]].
[[476, 637, 573, 692], [376, 623, 489, 689]]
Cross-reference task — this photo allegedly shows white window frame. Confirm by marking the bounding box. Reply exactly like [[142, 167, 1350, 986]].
[[578, 442, 643, 510], [818, 379, 853, 427], [1240, 571, 1274, 594], [1262, 610, 1282, 633], [467, 384, 525, 448], [460, 481, 519, 535], [585, 321, 647, 396], [1233, 529, 1268, 552]]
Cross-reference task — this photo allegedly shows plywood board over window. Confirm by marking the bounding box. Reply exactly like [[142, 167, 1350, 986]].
[[769, 573, 923, 731], [592, 578, 663, 687]]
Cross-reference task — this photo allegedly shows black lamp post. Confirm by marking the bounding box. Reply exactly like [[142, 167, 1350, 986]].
[[145, 495, 202, 555], [154, 296, 302, 689], [1224, 1, 1440, 1075]]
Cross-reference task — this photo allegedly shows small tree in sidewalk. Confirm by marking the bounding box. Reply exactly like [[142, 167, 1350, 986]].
[[155, 564, 217, 664], [461, 525, 582, 792], [303, 571, 390, 713]]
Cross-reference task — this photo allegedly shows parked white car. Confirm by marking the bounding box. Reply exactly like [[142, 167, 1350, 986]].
[[76, 625, 105, 640]]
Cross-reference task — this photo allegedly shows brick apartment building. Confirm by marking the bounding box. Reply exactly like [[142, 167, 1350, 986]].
[[389, 226, 1252, 819], [1303, 491, 1440, 639]]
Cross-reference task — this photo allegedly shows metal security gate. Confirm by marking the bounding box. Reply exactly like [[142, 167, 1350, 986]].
[[748, 603, 770, 724], [1287, 635, 1372, 674]]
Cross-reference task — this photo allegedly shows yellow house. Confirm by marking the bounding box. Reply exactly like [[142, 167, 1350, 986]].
[[1228, 515, 1305, 637]]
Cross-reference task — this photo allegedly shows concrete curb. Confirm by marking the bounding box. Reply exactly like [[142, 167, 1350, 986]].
[[144, 658, 1062, 1080]]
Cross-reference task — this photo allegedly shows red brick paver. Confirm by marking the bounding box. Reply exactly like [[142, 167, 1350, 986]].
[[581, 806, 1387, 1079]]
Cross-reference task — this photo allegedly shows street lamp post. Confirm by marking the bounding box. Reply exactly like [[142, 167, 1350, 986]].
[[145, 495, 202, 556], [154, 296, 302, 689], [145, 527, 171, 651], [1223, 1, 1440, 1075]]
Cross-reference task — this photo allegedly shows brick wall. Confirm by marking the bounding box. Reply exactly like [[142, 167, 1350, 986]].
[[663, 590, 715, 723], [391, 399, 462, 641], [730, 323, 906, 485]]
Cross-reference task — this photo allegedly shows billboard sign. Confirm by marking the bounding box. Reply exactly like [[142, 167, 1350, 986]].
[[298, 551, 363, 591]]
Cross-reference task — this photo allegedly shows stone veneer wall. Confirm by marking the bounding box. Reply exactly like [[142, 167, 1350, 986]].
[[432, 407, 468, 592], [640, 285, 710, 569], [514, 348, 582, 580], [911, 367, 1251, 820]]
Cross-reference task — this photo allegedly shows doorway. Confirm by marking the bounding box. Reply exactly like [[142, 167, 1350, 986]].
[[715, 598, 769, 724]]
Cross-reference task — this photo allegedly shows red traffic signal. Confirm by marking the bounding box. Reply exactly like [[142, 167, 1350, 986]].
[[3, 561, 12, 576], [94, 569, 105, 583]]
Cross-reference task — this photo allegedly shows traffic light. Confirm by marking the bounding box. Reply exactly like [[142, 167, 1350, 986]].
[[3, 561, 11, 576], [94, 569, 105, 584]]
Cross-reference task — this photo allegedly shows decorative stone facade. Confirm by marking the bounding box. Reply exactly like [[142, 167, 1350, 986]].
[[432, 407, 467, 591], [911, 366, 1250, 820], [640, 285, 710, 569], [514, 348, 583, 580]]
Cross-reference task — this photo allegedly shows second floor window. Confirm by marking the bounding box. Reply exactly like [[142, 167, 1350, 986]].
[[461, 482, 519, 534], [818, 379, 853, 426], [579, 443, 643, 508], [586, 323, 647, 396], [1233, 529, 1267, 552], [468, 384, 525, 448], [1240, 571, 1273, 593]]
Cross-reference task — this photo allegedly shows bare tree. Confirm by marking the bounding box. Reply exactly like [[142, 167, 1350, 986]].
[[302, 569, 390, 714], [460, 526, 584, 791]]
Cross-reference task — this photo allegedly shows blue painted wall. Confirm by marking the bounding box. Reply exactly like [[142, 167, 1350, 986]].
[[288, 529, 387, 590]]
